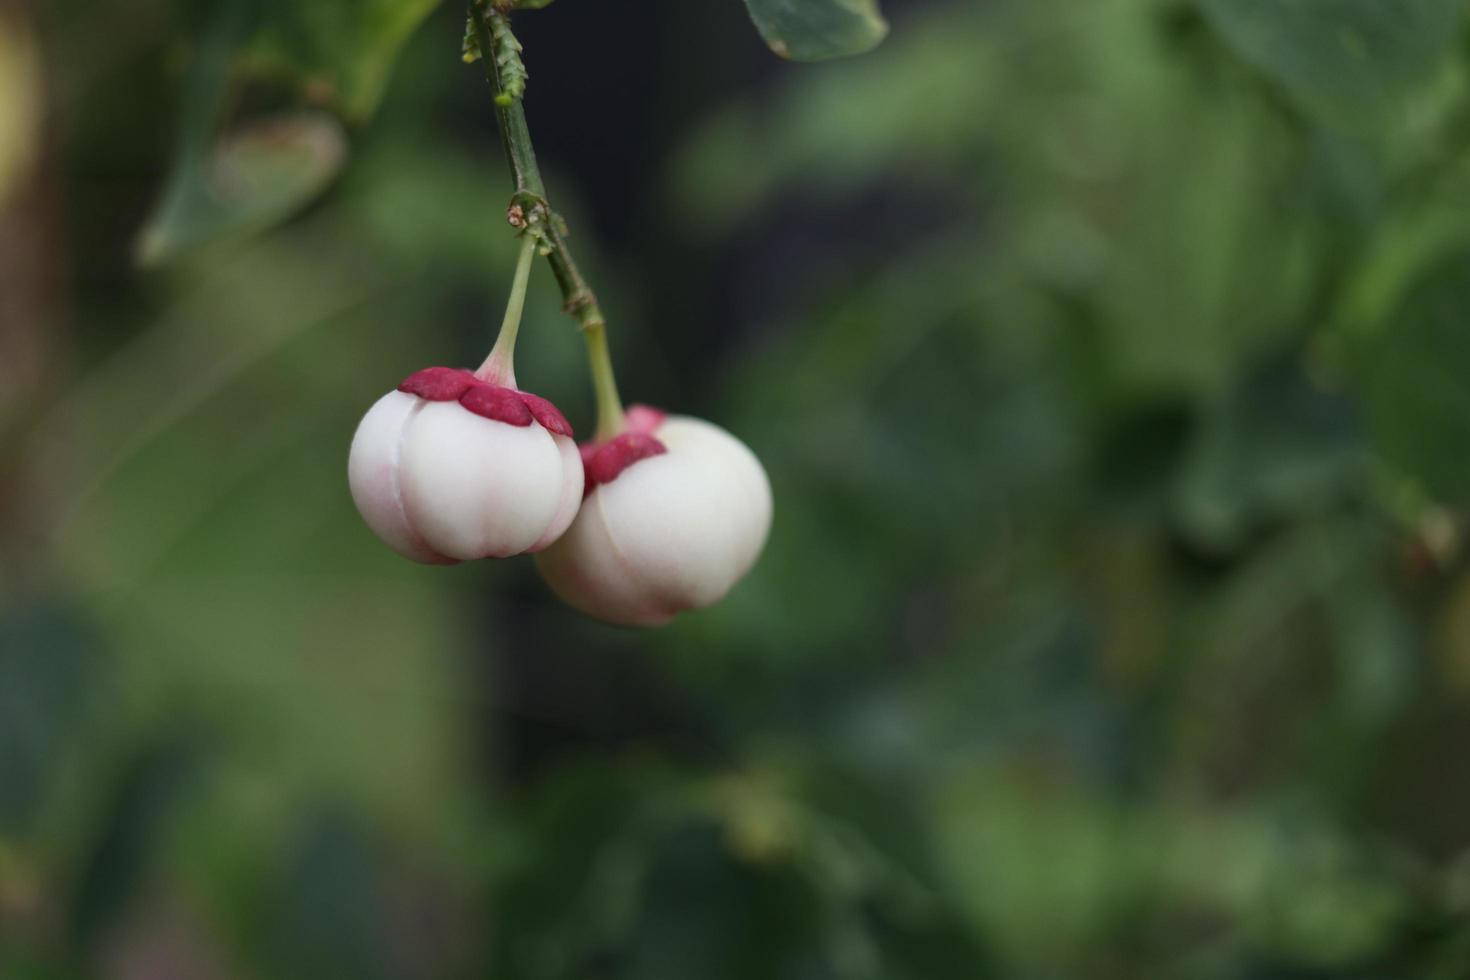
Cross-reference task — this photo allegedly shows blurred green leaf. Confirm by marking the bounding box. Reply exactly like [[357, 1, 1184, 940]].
[[1244, 827, 1409, 966], [0, 606, 94, 834], [931, 768, 1151, 964], [1171, 360, 1366, 552], [135, 112, 347, 266], [1357, 249, 1470, 502], [244, 0, 442, 121], [1196, 0, 1463, 129], [72, 737, 203, 946], [268, 815, 393, 980], [137, 0, 439, 265], [743, 0, 887, 61]]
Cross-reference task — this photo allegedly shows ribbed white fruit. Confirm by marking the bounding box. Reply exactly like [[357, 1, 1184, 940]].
[[348, 390, 583, 563], [536, 415, 772, 626]]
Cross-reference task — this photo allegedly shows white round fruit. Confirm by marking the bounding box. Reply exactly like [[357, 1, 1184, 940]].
[[348, 369, 583, 563], [536, 411, 772, 627]]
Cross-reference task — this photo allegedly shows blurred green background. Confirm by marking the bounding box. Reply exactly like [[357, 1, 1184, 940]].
[[7, 0, 1470, 976]]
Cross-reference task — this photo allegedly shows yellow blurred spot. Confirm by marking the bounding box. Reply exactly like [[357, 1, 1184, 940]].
[[1434, 569, 1470, 692], [0, 14, 42, 207], [707, 772, 800, 864]]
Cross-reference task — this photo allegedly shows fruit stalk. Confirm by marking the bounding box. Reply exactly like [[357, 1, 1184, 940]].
[[476, 231, 538, 386], [468, 1, 626, 437]]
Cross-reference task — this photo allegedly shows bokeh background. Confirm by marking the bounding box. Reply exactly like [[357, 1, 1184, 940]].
[[7, 0, 1470, 976]]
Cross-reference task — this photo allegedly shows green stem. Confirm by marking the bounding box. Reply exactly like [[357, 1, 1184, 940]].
[[585, 322, 625, 443], [468, 1, 626, 438], [476, 232, 538, 386], [479, 9, 542, 198]]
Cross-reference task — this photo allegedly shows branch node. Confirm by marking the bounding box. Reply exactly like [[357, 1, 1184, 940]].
[[469, 1, 611, 343]]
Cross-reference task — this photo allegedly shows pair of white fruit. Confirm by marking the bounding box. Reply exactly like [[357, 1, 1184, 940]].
[[348, 367, 772, 627]]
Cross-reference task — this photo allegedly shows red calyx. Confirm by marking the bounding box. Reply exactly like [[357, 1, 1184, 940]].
[[398, 367, 573, 437], [624, 404, 667, 434], [579, 404, 669, 495]]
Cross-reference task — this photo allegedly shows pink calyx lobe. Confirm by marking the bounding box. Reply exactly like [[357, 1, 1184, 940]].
[[397, 367, 573, 436], [580, 404, 669, 495]]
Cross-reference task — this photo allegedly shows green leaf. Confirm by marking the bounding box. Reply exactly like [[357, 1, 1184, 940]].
[[1356, 249, 1470, 502], [1196, 0, 1463, 129], [135, 2, 348, 266], [1172, 363, 1365, 553], [0, 605, 95, 834], [244, 0, 442, 122], [743, 0, 887, 61], [135, 112, 347, 266], [135, 0, 438, 265]]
